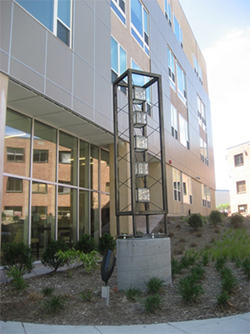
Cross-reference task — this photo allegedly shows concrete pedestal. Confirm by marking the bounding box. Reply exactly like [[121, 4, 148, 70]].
[[116, 237, 172, 291]]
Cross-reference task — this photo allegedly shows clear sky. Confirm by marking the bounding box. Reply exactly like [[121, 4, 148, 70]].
[[178, 0, 250, 190]]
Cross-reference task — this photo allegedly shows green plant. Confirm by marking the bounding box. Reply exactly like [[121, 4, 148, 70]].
[[187, 213, 203, 230], [178, 276, 203, 302], [171, 258, 182, 276], [190, 264, 205, 281], [230, 212, 244, 228], [81, 289, 93, 302], [220, 268, 237, 294], [6, 267, 28, 290], [57, 249, 99, 273], [241, 258, 250, 280], [202, 253, 209, 266], [217, 290, 230, 306], [144, 294, 162, 313], [209, 210, 222, 226], [43, 295, 65, 313], [145, 276, 164, 294], [125, 287, 141, 301], [98, 233, 116, 255], [41, 239, 69, 271], [180, 254, 196, 269], [75, 234, 97, 254], [42, 287, 54, 296], [2, 242, 33, 275], [215, 256, 226, 271]]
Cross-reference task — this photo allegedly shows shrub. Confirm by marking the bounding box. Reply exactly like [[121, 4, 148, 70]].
[[209, 210, 222, 226], [57, 249, 99, 273], [171, 258, 182, 276], [190, 264, 205, 281], [241, 258, 250, 280], [202, 253, 210, 266], [220, 268, 237, 294], [43, 295, 65, 313], [230, 213, 244, 228], [180, 254, 196, 269], [215, 257, 226, 271], [1, 242, 33, 275], [81, 289, 93, 302], [42, 287, 54, 296], [41, 239, 69, 272], [187, 213, 203, 230], [145, 276, 164, 294], [144, 294, 162, 313], [125, 287, 141, 301], [98, 233, 116, 255], [178, 276, 203, 302], [217, 290, 230, 306], [75, 234, 97, 254], [6, 267, 28, 290]]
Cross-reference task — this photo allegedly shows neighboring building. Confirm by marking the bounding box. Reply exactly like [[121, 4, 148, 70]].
[[0, 0, 215, 257], [227, 142, 250, 216], [215, 190, 230, 209]]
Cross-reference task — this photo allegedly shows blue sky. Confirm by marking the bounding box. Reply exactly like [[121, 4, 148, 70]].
[[179, 0, 250, 190]]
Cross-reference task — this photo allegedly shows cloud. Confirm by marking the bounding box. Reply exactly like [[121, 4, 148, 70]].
[[203, 28, 250, 189]]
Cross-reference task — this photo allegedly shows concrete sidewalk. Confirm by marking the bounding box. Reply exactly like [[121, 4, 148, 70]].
[[1, 313, 250, 334]]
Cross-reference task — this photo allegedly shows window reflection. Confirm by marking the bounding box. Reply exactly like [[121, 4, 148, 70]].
[[79, 140, 89, 188], [79, 190, 89, 236], [91, 146, 99, 190]]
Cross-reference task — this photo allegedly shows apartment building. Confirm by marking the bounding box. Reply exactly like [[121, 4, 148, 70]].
[[227, 142, 250, 216], [0, 0, 215, 257]]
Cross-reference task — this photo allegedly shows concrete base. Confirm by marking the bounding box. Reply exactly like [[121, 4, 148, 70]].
[[116, 237, 172, 291]]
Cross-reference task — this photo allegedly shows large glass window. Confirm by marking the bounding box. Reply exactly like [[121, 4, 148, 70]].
[[202, 185, 211, 208], [168, 48, 175, 90], [173, 168, 181, 202], [91, 191, 99, 242], [101, 150, 110, 235], [91, 146, 99, 190], [171, 104, 178, 139], [58, 131, 78, 186], [177, 63, 186, 103], [164, 0, 172, 26], [131, 0, 149, 54], [197, 95, 206, 132], [111, 0, 126, 24], [2, 176, 29, 245], [58, 187, 77, 247], [179, 114, 189, 149], [5, 109, 31, 177], [173, 15, 183, 47], [79, 140, 89, 189], [111, 37, 127, 82], [79, 190, 89, 236], [182, 174, 192, 204], [33, 121, 57, 182], [16, 0, 72, 47]]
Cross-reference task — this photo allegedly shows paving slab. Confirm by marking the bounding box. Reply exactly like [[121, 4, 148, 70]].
[[0, 321, 26, 334], [95, 323, 184, 334], [23, 323, 100, 334]]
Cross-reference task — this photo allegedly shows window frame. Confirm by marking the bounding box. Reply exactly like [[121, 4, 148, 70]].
[[32, 181, 48, 194], [171, 104, 178, 139], [176, 62, 187, 104], [7, 147, 24, 162], [173, 14, 183, 48], [111, 0, 126, 24], [173, 168, 181, 202], [179, 114, 189, 149], [234, 153, 244, 167], [168, 48, 175, 90], [33, 149, 49, 163], [164, 0, 172, 26], [130, 0, 149, 55], [236, 180, 246, 194], [6, 177, 23, 193]]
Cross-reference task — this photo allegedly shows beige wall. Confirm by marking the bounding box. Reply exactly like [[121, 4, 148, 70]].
[[227, 142, 250, 216]]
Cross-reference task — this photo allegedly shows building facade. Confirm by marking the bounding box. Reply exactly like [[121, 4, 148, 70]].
[[227, 142, 250, 216], [0, 0, 215, 258]]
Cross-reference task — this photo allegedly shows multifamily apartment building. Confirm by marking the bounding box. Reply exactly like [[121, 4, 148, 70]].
[[227, 142, 250, 216], [0, 0, 215, 258]]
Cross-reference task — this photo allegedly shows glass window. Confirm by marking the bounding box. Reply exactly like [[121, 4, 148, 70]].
[[179, 114, 189, 149], [58, 187, 77, 247], [33, 121, 57, 180], [59, 131, 78, 186], [202, 185, 210, 208], [2, 176, 29, 245], [171, 104, 178, 139], [79, 190, 89, 236], [91, 191, 99, 242], [32, 181, 47, 193], [236, 181, 246, 193], [111, 37, 127, 82], [111, 0, 126, 24], [234, 153, 244, 167], [177, 63, 186, 103], [6, 177, 23, 192], [173, 168, 181, 201], [198, 64, 203, 83], [131, 0, 149, 53], [16, 0, 72, 47], [7, 147, 24, 162], [168, 48, 175, 90], [174, 15, 183, 47], [79, 140, 89, 189], [164, 0, 172, 26], [238, 204, 248, 215], [91, 145, 99, 190], [4, 109, 31, 177], [193, 55, 198, 74], [182, 174, 192, 204], [197, 95, 206, 131]]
